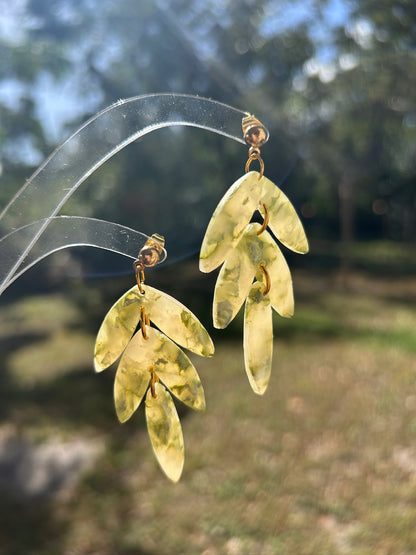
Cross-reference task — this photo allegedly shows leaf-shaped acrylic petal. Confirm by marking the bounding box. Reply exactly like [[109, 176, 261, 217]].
[[94, 285, 142, 372], [145, 382, 184, 482], [95, 284, 213, 368], [116, 327, 205, 421], [243, 282, 273, 395], [154, 342, 206, 414], [141, 285, 214, 357], [213, 223, 293, 326], [259, 174, 309, 254], [213, 223, 262, 328], [199, 171, 263, 273], [253, 226, 294, 318], [114, 358, 149, 423]]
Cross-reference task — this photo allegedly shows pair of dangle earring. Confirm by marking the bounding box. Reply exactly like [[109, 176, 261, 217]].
[[199, 115, 309, 394], [94, 234, 214, 482], [94, 113, 308, 480]]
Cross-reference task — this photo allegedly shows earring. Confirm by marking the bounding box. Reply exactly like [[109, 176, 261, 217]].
[[199, 115, 308, 395], [94, 233, 214, 482]]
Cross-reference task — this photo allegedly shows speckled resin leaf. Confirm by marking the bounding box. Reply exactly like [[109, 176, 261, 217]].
[[114, 356, 150, 423], [200, 171, 308, 273], [213, 223, 293, 327], [213, 223, 260, 328], [115, 327, 205, 423], [94, 285, 142, 372], [243, 282, 273, 395], [95, 285, 214, 373], [145, 382, 184, 482], [199, 172, 261, 273], [140, 284, 214, 357], [252, 226, 294, 318], [258, 174, 309, 255]]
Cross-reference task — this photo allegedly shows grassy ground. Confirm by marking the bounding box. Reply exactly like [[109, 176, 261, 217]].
[[0, 267, 415, 555]]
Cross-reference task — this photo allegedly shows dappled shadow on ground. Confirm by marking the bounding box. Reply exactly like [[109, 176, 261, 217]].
[[0, 481, 153, 555], [18, 370, 119, 429], [0, 365, 118, 429], [0, 491, 66, 554]]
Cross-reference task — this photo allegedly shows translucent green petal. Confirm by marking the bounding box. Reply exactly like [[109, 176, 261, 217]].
[[199, 172, 262, 273], [213, 223, 293, 325], [115, 327, 205, 422], [199, 170, 308, 274], [145, 383, 184, 482], [259, 175, 309, 254], [95, 284, 213, 371], [253, 227, 294, 318], [141, 285, 214, 357], [94, 285, 142, 372], [243, 282, 273, 395], [213, 223, 261, 328], [114, 358, 149, 424], [154, 335, 206, 413]]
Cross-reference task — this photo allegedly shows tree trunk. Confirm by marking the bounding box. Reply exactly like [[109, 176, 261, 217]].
[[338, 178, 355, 285]]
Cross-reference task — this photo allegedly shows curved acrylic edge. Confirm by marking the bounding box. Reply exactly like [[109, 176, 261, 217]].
[[0, 94, 255, 296], [0, 216, 150, 294]]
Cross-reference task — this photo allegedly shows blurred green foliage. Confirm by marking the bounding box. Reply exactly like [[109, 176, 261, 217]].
[[0, 0, 414, 254]]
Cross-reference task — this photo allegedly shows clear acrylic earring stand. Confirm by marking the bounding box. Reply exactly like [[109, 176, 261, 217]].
[[0, 93, 250, 295]]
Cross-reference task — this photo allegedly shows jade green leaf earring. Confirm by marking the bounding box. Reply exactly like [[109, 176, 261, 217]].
[[200, 115, 308, 394], [95, 234, 214, 481]]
